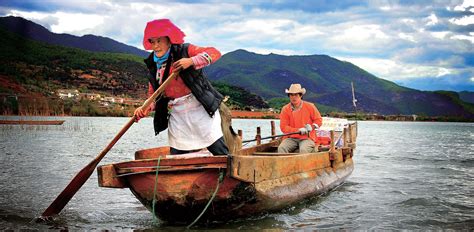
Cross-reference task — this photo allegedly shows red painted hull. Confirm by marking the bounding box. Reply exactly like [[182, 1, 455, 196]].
[[98, 148, 354, 224], [97, 122, 357, 224]]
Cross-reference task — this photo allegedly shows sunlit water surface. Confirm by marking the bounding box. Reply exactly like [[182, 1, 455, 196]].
[[0, 117, 472, 230]]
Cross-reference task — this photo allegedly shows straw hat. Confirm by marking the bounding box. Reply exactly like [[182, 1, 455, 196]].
[[143, 19, 186, 50], [285, 84, 306, 95]]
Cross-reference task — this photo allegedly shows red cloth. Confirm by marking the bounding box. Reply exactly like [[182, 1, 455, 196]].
[[143, 19, 185, 50], [147, 44, 221, 99], [279, 101, 323, 143]]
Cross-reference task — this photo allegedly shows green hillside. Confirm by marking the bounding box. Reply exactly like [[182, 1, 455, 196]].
[[0, 26, 148, 98], [459, 91, 474, 104], [0, 27, 266, 115], [206, 50, 474, 118], [213, 82, 268, 109]]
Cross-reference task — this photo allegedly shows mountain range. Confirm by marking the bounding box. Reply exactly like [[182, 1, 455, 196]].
[[1, 16, 473, 119], [206, 50, 474, 117], [0, 16, 267, 111], [0, 16, 148, 57]]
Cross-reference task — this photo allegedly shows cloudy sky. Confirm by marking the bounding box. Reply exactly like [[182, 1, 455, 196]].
[[1, 0, 473, 92]]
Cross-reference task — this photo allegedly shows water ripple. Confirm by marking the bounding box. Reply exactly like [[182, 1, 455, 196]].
[[1, 119, 473, 230]]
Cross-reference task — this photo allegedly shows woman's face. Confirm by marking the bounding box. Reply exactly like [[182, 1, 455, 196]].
[[149, 36, 171, 57]]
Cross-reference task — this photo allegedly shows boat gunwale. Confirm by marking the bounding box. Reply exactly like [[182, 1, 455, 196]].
[[115, 164, 227, 177], [0, 120, 65, 125], [113, 155, 228, 169]]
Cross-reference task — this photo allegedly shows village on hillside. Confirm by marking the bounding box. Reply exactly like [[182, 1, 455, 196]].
[[1, 89, 437, 122], [0, 88, 143, 117], [56, 89, 142, 107]]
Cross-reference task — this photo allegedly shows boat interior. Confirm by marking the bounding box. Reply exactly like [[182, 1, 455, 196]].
[[97, 119, 357, 188]]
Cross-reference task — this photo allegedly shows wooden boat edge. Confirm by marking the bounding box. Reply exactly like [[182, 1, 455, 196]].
[[0, 120, 65, 125]]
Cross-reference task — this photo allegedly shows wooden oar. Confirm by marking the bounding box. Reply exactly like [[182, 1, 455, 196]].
[[39, 72, 178, 219], [242, 131, 301, 143]]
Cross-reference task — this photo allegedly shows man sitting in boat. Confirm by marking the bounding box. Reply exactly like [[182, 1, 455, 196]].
[[278, 83, 323, 153]]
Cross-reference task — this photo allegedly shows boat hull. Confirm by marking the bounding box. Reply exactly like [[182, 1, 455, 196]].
[[97, 122, 358, 224], [132, 161, 352, 224], [98, 149, 354, 224], [128, 169, 254, 223]]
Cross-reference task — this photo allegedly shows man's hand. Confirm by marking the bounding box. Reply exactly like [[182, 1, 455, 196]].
[[313, 123, 319, 130], [298, 127, 309, 135], [305, 124, 313, 132]]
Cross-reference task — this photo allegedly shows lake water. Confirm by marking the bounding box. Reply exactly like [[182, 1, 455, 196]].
[[0, 117, 472, 230]]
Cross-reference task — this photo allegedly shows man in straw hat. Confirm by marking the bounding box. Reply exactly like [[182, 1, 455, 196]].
[[134, 19, 232, 155], [278, 83, 323, 153]]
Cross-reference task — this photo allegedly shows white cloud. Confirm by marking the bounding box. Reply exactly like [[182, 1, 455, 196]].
[[449, 15, 474, 25], [10, 10, 104, 34], [431, 31, 450, 39], [453, 0, 474, 11], [9, 10, 46, 20], [436, 67, 451, 77], [325, 24, 393, 53], [425, 13, 439, 26], [208, 18, 324, 48], [398, 32, 416, 42], [342, 24, 389, 40], [51, 12, 104, 33], [450, 32, 474, 43], [7, 2, 245, 48], [336, 56, 457, 81], [470, 76, 474, 82], [401, 18, 416, 24], [436, 55, 466, 67]]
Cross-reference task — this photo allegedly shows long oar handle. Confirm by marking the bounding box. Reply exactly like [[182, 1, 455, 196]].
[[142, 72, 178, 110], [242, 131, 301, 143], [39, 72, 178, 218]]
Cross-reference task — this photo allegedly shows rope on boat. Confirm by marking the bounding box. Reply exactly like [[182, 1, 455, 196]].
[[152, 156, 161, 224], [187, 169, 224, 229]]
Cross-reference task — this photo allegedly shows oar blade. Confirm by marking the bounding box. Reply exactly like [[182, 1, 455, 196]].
[[38, 72, 177, 220], [40, 159, 98, 217]]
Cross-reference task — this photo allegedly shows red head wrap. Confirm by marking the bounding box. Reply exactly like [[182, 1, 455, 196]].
[[143, 19, 185, 50]]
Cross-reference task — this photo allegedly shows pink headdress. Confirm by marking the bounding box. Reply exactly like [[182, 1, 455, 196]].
[[143, 19, 186, 50]]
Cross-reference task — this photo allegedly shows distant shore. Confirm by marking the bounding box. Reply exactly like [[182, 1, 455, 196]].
[[2, 111, 472, 122], [230, 111, 474, 122], [231, 110, 279, 119]]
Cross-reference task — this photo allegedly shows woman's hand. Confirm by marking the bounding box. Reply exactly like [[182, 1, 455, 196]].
[[134, 106, 151, 122], [172, 58, 194, 71]]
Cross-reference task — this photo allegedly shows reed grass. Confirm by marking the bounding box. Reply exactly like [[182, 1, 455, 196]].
[[0, 116, 95, 132]]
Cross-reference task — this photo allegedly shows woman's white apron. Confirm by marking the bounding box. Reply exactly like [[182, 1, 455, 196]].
[[167, 93, 222, 150]]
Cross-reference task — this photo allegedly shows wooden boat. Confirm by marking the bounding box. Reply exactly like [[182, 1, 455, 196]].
[[0, 120, 65, 125], [97, 120, 357, 224]]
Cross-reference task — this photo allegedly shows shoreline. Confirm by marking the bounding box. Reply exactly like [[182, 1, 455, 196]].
[[1, 111, 473, 122]]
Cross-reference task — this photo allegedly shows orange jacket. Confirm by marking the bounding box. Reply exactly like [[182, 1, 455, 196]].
[[280, 101, 323, 142]]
